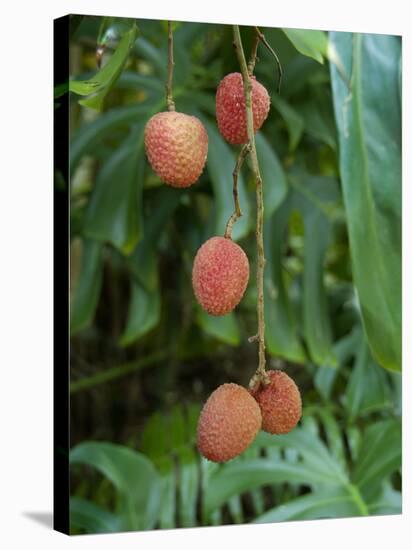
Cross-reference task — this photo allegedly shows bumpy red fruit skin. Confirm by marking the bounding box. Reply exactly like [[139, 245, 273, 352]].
[[197, 383, 262, 463], [216, 72, 270, 145], [144, 111, 208, 188], [192, 236, 249, 316], [250, 370, 302, 434]]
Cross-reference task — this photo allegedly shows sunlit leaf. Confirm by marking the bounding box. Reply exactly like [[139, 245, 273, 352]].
[[70, 22, 138, 111], [282, 29, 328, 64]]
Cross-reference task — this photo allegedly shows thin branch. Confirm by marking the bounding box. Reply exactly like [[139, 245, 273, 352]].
[[254, 26, 283, 94], [224, 143, 251, 239], [166, 21, 176, 111], [247, 32, 261, 76], [233, 25, 269, 389]]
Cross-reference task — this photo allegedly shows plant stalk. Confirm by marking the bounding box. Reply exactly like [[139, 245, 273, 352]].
[[254, 27, 283, 94], [166, 21, 176, 111], [233, 25, 269, 388], [224, 143, 251, 239]]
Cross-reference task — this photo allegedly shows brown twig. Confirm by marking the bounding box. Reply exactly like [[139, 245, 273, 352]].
[[254, 26, 283, 94], [247, 32, 261, 76], [166, 21, 176, 111], [224, 143, 251, 239], [233, 25, 269, 389]]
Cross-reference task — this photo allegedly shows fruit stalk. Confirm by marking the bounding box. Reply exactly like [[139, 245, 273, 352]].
[[247, 32, 260, 76], [232, 25, 269, 388], [166, 21, 176, 111], [254, 27, 283, 94], [224, 143, 251, 239]]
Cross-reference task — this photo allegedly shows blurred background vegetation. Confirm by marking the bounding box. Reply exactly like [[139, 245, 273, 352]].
[[63, 15, 402, 533]]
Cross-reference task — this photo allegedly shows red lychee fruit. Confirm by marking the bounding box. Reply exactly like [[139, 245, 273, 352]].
[[144, 111, 208, 188], [192, 236, 249, 316], [250, 370, 302, 434], [197, 383, 262, 462], [216, 72, 270, 145]]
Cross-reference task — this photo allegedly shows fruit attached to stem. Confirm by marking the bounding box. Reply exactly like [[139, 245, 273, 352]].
[[216, 72, 270, 145], [192, 236, 249, 316], [197, 383, 262, 462], [144, 111, 208, 188], [250, 370, 302, 434]]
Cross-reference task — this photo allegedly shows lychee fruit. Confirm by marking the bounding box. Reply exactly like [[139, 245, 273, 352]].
[[144, 111, 208, 188], [197, 383, 262, 462], [216, 72, 270, 145], [250, 370, 302, 434], [192, 236, 249, 316]]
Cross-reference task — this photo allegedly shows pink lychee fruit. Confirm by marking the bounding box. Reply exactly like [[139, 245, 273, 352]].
[[216, 72, 270, 145], [192, 236, 249, 316], [144, 111, 208, 188], [250, 370, 302, 435], [197, 383, 262, 462]]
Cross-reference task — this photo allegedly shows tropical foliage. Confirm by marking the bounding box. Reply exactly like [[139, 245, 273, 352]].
[[65, 16, 402, 533]]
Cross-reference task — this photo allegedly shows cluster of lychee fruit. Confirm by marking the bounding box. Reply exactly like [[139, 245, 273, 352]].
[[197, 371, 302, 463], [144, 72, 270, 187], [144, 70, 301, 463], [144, 72, 270, 316]]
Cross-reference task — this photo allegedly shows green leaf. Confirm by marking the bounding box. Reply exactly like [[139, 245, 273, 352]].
[[314, 328, 360, 400], [255, 425, 348, 485], [302, 211, 336, 367], [196, 308, 241, 346], [330, 32, 401, 371], [70, 103, 154, 172], [202, 120, 251, 241], [156, 461, 177, 529], [353, 419, 401, 504], [140, 411, 169, 458], [140, 413, 177, 529], [119, 280, 160, 346], [264, 193, 306, 363], [253, 488, 359, 523], [369, 484, 402, 516], [282, 29, 328, 64], [70, 497, 121, 534], [177, 446, 199, 527], [139, 406, 200, 529], [300, 94, 337, 150], [70, 441, 161, 531], [134, 37, 167, 77], [84, 123, 146, 254], [116, 71, 165, 94], [271, 94, 305, 151], [314, 408, 346, 469], [255, 132, 288, 219], [70, 23, 138, 111], [204, 460, 325, 518], [204, 425, 349, 519], [70, 239, 103, 334], [129, 188, 184, 291], [345, 335, 392, 420], [227, 494, 244, 524], [292, 175, 340, 366]]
